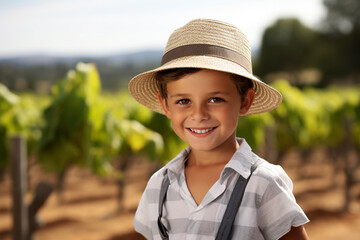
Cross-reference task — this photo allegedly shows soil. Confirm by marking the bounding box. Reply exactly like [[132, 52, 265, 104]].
[[1, 149, 360, 240]]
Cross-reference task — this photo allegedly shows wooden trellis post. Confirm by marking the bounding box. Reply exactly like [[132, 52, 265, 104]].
[[10, 136, 28, 240]]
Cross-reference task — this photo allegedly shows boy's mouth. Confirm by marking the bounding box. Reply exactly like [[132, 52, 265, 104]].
[[188, 127, 216, 134]]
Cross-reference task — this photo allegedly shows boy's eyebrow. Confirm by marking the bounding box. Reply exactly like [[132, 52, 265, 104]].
[[168, 93, 189, 99], [209, 91, 230, 95], [205, 91, 233, 97], [169, 91, 231, 98]]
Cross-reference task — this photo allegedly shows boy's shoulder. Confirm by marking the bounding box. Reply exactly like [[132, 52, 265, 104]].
[[250, 155, 294, 193], [253, 158, 287, 179]]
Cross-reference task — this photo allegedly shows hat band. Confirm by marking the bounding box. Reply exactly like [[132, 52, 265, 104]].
[[161, 44, 252, 74]]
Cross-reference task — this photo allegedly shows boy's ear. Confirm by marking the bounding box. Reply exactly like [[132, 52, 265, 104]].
[[157, 92, 172, 119], [239, 88, 255, 116]]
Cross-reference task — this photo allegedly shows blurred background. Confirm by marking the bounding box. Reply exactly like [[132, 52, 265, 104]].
[[0, 0, 359, 239]]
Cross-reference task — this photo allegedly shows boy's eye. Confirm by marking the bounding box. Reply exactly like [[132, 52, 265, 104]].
[[176, 99, 190, 105], [209, 97, 225, 103]]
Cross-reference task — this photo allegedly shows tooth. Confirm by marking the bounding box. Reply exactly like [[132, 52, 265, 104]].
[[191, 128, 213, 133]]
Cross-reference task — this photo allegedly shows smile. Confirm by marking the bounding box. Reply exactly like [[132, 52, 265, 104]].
[[189, 127, 216, 134]]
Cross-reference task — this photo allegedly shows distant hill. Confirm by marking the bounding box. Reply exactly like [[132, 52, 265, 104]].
[[0, 50, 163, 92], [0, 50, 163, 66]]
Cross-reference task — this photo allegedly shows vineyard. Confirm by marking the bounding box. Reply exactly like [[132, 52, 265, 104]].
[[1, 63, 360, 239]]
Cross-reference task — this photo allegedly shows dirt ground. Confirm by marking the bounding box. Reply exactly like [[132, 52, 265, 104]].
[[1, 149, 360, 240]]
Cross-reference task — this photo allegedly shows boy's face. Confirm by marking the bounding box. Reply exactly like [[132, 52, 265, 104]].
[[158, 69, 254, 152]]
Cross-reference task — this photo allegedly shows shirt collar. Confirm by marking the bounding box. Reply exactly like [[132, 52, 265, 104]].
[[221, 138, 256, 180], [165, 146, 190, 182]]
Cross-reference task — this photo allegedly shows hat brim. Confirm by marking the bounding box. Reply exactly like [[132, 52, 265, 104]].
[[128, 56, 282, 116]]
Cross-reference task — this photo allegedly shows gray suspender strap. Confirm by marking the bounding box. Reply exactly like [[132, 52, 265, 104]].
[[215, 158, 264, 240], [158, 173, 170, 240], [158, 158, 264, 240]]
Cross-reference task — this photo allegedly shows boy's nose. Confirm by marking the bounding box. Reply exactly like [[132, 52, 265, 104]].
[[190, 104, 209, 121]]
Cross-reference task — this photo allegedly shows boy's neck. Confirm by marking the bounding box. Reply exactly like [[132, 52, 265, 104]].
[[187, 137, 240, 167]]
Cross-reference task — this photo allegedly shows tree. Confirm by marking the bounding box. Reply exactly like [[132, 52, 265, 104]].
[[256, 18, 316, 79], [319, 0, 360, 79], [322, 0, 360, 34]]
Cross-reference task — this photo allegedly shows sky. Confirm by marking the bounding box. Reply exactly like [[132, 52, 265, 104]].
[[0, 0, 326, 58]]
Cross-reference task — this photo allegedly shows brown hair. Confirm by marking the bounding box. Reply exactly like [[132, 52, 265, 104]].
[[155, 68, 253, 103]]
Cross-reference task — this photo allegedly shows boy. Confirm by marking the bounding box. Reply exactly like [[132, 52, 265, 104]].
[[129, 19, 309, 239]]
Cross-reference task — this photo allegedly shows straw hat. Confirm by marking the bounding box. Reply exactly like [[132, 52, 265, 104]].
[[128, 18, 282, 116]]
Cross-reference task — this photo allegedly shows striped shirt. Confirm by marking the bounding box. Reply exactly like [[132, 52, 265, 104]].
[[134, 138, 309, 240]]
